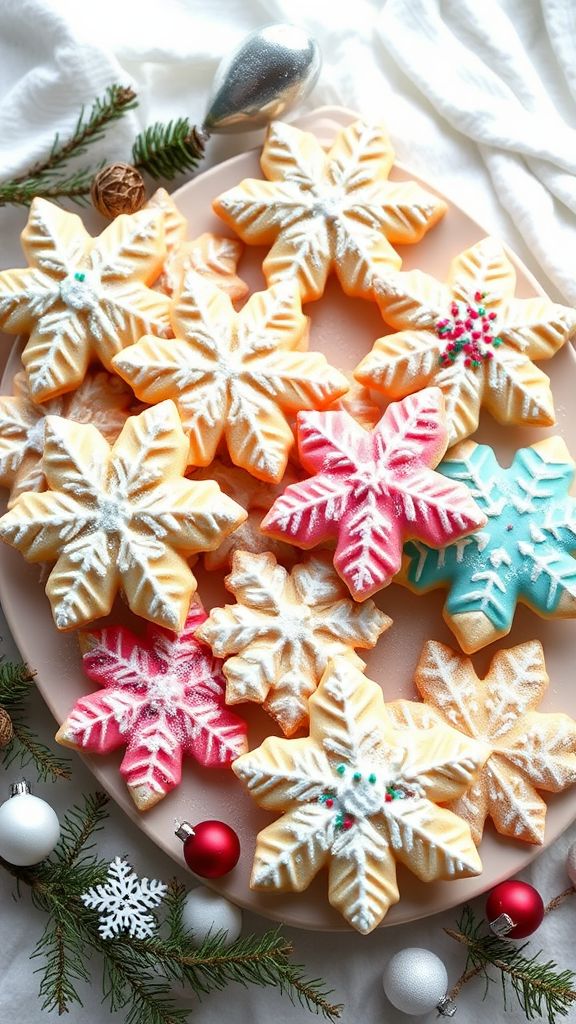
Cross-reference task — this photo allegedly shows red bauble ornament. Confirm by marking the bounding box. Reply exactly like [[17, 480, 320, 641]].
[[486, 880, 545, 939], [176, 819, 240, 878]]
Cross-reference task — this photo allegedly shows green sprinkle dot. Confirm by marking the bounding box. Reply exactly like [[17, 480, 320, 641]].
[[353, 771, 362, 782], [493, 337, 503, 347], [368, 773, 377, 785], [478, 306, 486, 315], [336, 764, 346, 775], [335, 813, 343, 827], [74, 271, 85, 282]]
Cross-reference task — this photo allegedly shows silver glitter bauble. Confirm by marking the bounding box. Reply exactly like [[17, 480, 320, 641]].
[[202, 24, 321, 136]]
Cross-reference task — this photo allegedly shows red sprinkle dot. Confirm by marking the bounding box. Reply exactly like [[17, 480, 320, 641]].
[[489, 311, 497, 320], [343, 819, 353, 830], [326, 799, 333, 808], [385, 793, 392, 802]]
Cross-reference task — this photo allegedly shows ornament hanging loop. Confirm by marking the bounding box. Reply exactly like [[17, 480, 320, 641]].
[[10, 779, 30, 798]]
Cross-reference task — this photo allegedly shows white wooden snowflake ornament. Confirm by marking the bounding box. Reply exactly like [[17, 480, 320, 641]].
[[81, 856, 167, 939], [233, 656, 486, 933]]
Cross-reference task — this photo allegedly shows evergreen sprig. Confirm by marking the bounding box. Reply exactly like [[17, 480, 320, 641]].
[[446, 905, 576, 1023], [132, 118, 204, 180], [0, 660, 71, 782], [0, 793, 343, 1024], [0, 83, 137, 207]]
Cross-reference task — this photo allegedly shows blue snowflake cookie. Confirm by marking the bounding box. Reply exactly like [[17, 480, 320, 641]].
[[403, 437, 576, 652]]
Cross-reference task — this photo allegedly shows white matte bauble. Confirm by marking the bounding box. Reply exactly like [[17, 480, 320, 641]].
[[382, 947, 448, 1015], [181, 886, 242, 946], [567, 841, 576, 886], [0, 791, 60, 866]]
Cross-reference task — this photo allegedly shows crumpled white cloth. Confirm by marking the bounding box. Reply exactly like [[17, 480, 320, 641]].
[[0, 1, 575, 1022]]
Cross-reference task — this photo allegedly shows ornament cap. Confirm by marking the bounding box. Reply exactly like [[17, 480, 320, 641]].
[[10, 780, 31, 798], [488, 912, 515, 937], [437, 995, 457, 1017], [175, 821, 195, 843]]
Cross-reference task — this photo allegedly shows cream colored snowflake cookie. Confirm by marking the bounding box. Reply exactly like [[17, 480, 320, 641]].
[[146, 188, 248, 301], [0, 198, 171, 402], [188, 458, 299, 570], [196, 551, 391, 735], [233, 656, 485, 933], [325, 375, 381, 429], [0, 370, 133, 508], [410, 640, 576, 844], [213, 119, 447, 302], [355, 237, 576, 445], [0, 401, 246, 632], [112, 271, 349, 482]]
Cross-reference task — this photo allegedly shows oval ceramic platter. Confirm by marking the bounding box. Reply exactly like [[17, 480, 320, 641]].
[[1, 106, 575, 931]]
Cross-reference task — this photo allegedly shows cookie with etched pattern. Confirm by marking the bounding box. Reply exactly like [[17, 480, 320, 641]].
[[0, 401, 246, 632], [213, 119, 446, 303], [406, 640, 576, 844], [355, 237, 576, 446], [402, 436, 576, 652], [233, 656, 485, 933], [0, 198, 170, 402]]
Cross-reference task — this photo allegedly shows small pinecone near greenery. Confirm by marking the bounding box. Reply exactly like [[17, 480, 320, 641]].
[[0, 707, 13, 749], [91, 162, 147, 217]]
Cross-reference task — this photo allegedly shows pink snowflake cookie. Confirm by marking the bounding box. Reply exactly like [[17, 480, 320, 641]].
[[261, 387, 487, 601], [56, 601, 248, 811]]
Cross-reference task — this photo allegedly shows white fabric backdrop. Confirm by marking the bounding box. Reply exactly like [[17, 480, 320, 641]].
[[0, 1, 575, 1021]]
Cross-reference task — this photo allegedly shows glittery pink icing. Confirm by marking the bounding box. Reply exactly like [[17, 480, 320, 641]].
[[261, 386, 487, 601], [62, 601, 248, 807]]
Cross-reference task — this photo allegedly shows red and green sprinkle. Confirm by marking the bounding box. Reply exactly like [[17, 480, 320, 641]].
[[437, 291, 502, 369]]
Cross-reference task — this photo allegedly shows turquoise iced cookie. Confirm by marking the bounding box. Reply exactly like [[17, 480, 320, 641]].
[[403, 437, 576, 652]]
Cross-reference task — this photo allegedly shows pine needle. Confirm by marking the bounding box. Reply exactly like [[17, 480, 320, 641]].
[[0, 83, 137, 207], [1, 793, 343, 1024], [446, 905, 576, 1023], [132, 118, 204, 180], [0, 659, 71, 781]]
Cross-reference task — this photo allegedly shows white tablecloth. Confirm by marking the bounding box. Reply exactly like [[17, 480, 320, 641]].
[[0, 2, 575, 1021]]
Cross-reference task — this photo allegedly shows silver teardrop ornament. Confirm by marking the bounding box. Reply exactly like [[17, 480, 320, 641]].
[[202, 23, 321, 136]]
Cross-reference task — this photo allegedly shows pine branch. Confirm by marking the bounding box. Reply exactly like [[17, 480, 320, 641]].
[[0, 794, 343, 1024], [445, 906, 576, 1023], [0, 660, 71, 781], [0, 83, 137, 207], [0, 660, 35, 705], [132, 118, 204, 180]]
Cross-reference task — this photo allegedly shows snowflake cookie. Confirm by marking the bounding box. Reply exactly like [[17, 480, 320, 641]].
[[0, 401, 245, 632], [146, 188, 248, 301], [355, 237, 576, 446], [188, 458, 300, 570], [233, 656, 485, 934], [0, 370, 133, 508], [196, 551, 391, 735], [213, 119, 447, 303], [261, 386, 486, 601], [403, 436, 576, 652], [81, 857, 167, 937], [410, 640, 576, 844], [57, 601, 248, 810], [112, 271, 348, 482], [0, 198, 171, 402]]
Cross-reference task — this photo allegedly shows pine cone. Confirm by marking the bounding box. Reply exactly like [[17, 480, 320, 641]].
[[0, 707, 13, 749], [91, 163, 147, 218]]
